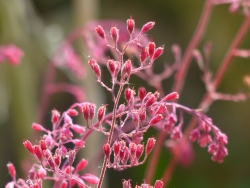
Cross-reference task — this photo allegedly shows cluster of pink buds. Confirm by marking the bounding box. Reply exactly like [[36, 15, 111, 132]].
[[190, 121, 228, 163], [103, 137, 156, 170], [122, 179, 163, 188]]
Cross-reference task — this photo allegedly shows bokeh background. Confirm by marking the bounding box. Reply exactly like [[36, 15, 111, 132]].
[[1, 0, 250, 187]]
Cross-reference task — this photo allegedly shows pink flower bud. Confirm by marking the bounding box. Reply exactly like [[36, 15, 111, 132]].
[[145, 93, 157, 107], [152, 46, 164, 61], [125, 87, 134, 102], [122, 59, 132, 78], [67, 109, 78, 116], [154, 180, 163, 188], [141, 21, 155, 33], [139, 108, 146, 122], [132, 113, 139, 128], [64, 113, 72, 126], [82, 173, 99, 185], [103, 143, 111, 158], [4, 45, 24, 66], [54, 150, 61, 167], [95, 25, 105, 39], [113, 141, 120, 156], [59, 181, 68, 188], [72, 139, 85, 148], [37, 166, 46, 179], [110, 27, 119, 44], [155, 103, 167, 115], [88, 59, 101, 78], [123, 180, 132, 188], [107, 59, 116, 77], [129, 143, 137, 159], [7, 163, 16, 180], [136, 144, 144, 160], [140, 48, 148, 64], [189, 129, 200, 142], [47, 157, 56, 170], [149, 114, 163, 125], [79, 103, 90, 122], [75, 158, 88, 172], [68, 150, 76, 166], [137, 43, 145, 51], [43, 149, 52, 159], [148, 42, 155, 59], [39, 139, 47, 150], [71, 124, 85, 134], [171, 126, 182, 140], [23, 139, 34, 154], [98, 105, 106, 122], [127, 16, 135, 35], [161, 92, 179, 101], [146, 137, 156, 155], [28, 166, 36, 180], [198, 133, 212, 148], [51, 109, 60, 124], [123, 147, 129, 164], [33, 145, 43, 161], [32, 123, 44, 132], [89, 103, 96, 121], [138, 87, 146, 102]]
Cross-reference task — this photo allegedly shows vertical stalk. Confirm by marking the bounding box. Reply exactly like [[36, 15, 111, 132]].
[[144, 0, 214, 184], [162, 12, 250, 187]]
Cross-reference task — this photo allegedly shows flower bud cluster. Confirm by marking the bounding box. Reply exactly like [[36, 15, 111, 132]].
[[189, 121, 228, 163], [103, 137, 156, 170], [122, 179, 163, 188]]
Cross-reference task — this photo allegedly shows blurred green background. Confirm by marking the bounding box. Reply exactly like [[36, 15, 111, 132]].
[[1, 0, 250, 187]]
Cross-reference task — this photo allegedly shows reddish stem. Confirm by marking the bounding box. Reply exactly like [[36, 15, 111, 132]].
[[173, 0, 213, 94], [144, 0, 214, 184], [162, 12, 250, 187]]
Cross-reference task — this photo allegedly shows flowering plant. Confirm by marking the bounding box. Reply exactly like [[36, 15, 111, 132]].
[[5, 0, 250, 187]]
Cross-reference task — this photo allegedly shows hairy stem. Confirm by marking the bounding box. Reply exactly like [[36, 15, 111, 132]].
[[162, 12, 250, 187], [97, 81, 125, 188]]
